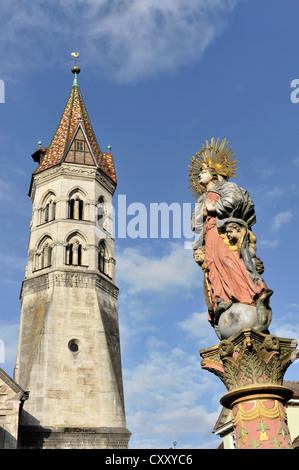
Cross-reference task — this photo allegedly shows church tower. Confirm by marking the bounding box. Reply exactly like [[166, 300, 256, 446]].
[[14, 66, 131, 449]]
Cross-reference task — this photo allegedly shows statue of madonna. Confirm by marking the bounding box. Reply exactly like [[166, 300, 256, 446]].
[[189, 138, 272, 339]]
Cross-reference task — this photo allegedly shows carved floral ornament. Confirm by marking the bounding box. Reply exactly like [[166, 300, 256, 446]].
[[200, 329, 299, 393]]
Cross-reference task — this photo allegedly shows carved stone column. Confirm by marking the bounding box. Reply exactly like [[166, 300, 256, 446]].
[[200, 328, 298, 449], [74, 197, 80, 220]]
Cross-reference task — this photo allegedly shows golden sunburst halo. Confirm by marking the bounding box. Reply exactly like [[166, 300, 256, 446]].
[[188, 137, 238, 200]]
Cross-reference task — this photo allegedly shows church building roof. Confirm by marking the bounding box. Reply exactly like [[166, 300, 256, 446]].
[[33, 67, 116, 184]]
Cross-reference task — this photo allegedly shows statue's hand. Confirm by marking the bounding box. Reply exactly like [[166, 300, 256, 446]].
[[204, 198, 216, 214]]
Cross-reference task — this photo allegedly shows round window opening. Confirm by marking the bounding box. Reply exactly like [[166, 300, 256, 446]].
[[68, 339, 79, 353]]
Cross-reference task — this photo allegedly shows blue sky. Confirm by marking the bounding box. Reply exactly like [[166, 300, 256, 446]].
[[0, 0, 299, 449]]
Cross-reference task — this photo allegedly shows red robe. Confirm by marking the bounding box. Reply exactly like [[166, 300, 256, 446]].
[[204, 192, 266, 313]]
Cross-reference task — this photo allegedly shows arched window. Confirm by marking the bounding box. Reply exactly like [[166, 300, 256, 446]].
[[98, 240, 112, 278], [67, 190, 85, 220], [96, 195, 113, 233], [68, 197, 83, 220], [39, 192, 56, 224], [66, 241, 82, 266], [34, 236, 53, 271], [98, 241, 106, 273], [97, 196, 105, 224], [65, 233, 86, 266]]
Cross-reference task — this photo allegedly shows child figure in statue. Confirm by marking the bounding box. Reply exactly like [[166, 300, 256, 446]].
[[189, 138, 272, 339]]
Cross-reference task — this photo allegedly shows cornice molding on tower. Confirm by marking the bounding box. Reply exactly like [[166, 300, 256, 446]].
[[29, 163, 116, 200], [21, 270, 119, 299]]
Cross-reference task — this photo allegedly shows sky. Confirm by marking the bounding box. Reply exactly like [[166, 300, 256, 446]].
[[0, 0, 299, 449]]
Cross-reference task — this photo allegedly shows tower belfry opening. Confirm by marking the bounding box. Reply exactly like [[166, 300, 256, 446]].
[[11, 65, 131, 449]]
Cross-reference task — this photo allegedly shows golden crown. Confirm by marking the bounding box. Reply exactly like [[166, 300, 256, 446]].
[[188, 137, 238, 199]]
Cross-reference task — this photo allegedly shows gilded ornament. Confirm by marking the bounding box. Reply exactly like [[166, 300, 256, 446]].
[[188, 137, 238, 200]]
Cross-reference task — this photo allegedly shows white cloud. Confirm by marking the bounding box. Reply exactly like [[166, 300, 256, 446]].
[[273, 323, 299, 341], [264, 187, 285, 199], [0, 0, 239, 83], [271, 304, 299, 340], [116, 242, 205, 365], [127, 406, 221, 449], [294, 155, 299, 167], [0, 323, 19, 375], [271, 210, 293, 231], [118, 296, 158, 357], [260, 210, 294, 248], [116, 242, 201, 294], [269, 304, 299, 381], [258, 168, 277, 178], [177, 311, 216, 343], [259, 238, 278, 248], [88, 0, 237, 82], [123, 337, 223, 448], [271, 322, 299, 381]]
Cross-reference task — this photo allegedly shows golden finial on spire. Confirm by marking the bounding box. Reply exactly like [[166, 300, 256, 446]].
[[71, 52, 80, 63], [71, 52, 80, 85]]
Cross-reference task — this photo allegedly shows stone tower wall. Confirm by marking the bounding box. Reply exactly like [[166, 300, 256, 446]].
[[15, 162, 130, 448]]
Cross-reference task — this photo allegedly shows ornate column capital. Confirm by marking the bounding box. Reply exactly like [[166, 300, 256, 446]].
[[200, 328, 297, 392], [200, 328, 298, 449]]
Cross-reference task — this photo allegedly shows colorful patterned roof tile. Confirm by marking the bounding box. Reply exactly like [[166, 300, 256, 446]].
[[34, 74, 117, 184]]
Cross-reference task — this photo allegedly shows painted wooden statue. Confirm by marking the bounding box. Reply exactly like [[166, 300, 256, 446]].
[[188, 138, 272, 339]]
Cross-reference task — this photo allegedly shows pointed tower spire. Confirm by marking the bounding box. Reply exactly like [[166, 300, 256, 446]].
[[33, 65, 116, 183]]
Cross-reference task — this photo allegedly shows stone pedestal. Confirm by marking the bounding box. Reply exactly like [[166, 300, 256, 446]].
[[18, 426, 131, 449], [200, 328, 298, 449]]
